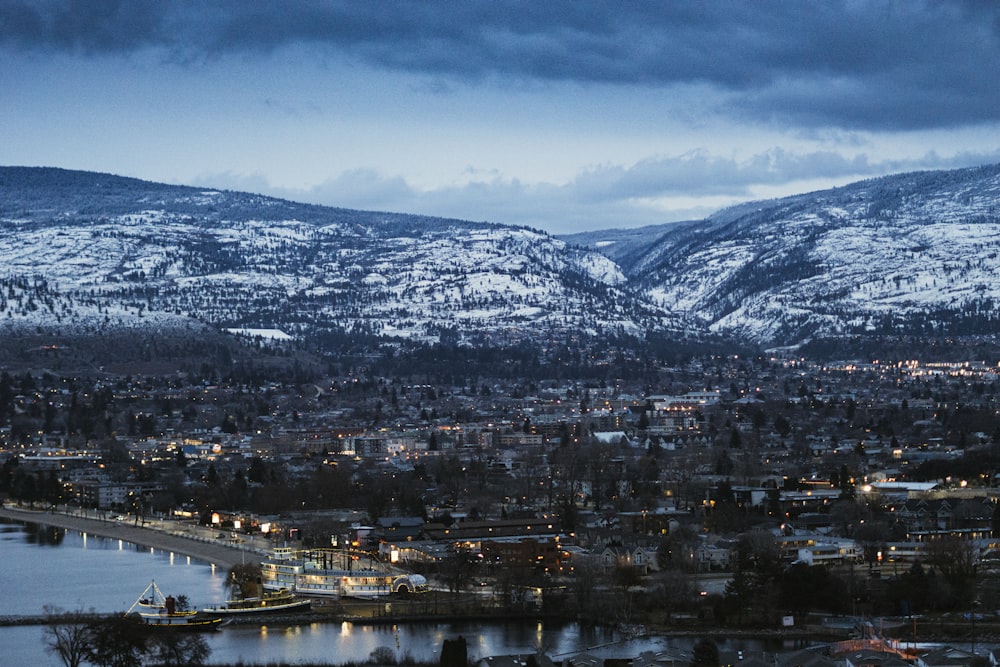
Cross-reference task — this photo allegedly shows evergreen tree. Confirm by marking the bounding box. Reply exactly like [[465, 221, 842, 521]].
[[690, 638, 719, 667], [729, 429, 742, 449], [440, 636, 468, 667]]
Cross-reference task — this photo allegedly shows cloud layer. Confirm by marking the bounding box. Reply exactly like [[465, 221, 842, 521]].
[[5, 1, 1000, 131], [5, 2, 1000, 233], [198, 146, 1000, 234]]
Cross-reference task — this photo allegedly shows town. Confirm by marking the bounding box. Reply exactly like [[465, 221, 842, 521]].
[[3, 347, 1000, 659]]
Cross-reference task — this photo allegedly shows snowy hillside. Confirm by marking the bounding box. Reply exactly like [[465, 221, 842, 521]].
[[630, 164, 1000, 344], [0, 167, 674, 346], [6, 164, 1000, 351]]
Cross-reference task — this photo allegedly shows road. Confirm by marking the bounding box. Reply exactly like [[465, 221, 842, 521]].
[[0, 503, 264, 571], [694, 572, 732, 595]]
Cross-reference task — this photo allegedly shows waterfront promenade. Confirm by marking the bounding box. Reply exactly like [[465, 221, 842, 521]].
[[0, 503, 265, 571]]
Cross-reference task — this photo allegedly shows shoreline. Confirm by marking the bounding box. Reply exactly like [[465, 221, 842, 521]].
[[4, 504, 995, 648], [0, 504, 262, 571]]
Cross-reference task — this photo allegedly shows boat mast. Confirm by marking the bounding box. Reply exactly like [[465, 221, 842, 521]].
[[124, 580, 163, 615]]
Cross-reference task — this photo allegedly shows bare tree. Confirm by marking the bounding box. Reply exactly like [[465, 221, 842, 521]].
[[570, 559, 603, 621], [657, 522, 700, 572], [613, 563, 643, 623], [654, 569, 695, 623], [42, 606, 91, 667], [440, 548, 475, 593], [925, 534, 979, 598]]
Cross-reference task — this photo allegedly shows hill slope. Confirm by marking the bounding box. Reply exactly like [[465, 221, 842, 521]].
[[615, 164, 1000, 345], [0, 167, 677, 347], [5, 164, 1000, 352]]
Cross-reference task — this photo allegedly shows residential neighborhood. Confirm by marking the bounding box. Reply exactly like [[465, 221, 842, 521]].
[[4, 351, 1000, 665]]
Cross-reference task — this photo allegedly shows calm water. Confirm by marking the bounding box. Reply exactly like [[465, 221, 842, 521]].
[[0, 520, 227, 615], [0, 519, 778, 666], [3, 618, 713, 667]]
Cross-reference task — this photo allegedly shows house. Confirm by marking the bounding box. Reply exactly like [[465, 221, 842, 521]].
[[842, 649, 911, 667], [598, 545, 630, 570], [481, 536, 563, 571], [633, 649, 692, 667], [882, 541, 926, 563], [776, 647, 839, 667], [565, 653, 602, 667], [592, 544, 660, 574], [423, 517, 561, 546], [373, 516, 425, 542], [592, 431, 630, 446], [916, 646, 977, 667], [695, 542, 732, 571], [796, 538, 861, 565], [379, 539, 449, 564]]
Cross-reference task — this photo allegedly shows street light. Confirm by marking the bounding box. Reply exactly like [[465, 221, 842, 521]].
[[971, 598, 981, 655]]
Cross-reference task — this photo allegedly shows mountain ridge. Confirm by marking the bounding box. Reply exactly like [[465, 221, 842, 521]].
[[635, 164, 1000, 343], [0, 166, 682, 350], [3, 163, 1000, 352]]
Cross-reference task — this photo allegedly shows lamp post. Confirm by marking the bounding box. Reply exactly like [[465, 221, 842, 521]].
[[971, 598, 981, 656]]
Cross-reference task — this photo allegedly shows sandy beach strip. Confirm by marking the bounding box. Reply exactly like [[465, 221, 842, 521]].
[[0, 505, 262, 571]]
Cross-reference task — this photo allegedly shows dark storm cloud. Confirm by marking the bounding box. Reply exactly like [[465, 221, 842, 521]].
[[3, 1, 999, 130], [0, 0, 168, 54]]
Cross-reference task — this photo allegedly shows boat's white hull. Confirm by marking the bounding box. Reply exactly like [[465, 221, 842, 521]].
[[133, 611, 224, 630], [260, 548, 427, 599], [201, 599, 312, 615]]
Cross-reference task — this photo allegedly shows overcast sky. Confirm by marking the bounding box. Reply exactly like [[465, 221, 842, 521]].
[[3, 1, 1000, 234]]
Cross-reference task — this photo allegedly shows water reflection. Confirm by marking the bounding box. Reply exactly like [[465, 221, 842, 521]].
[[208, 620, 634, 666], [3, 616, 805, 667], [0, 520, 225, 616], [22, 522, 66, 546], [207, 619, 792, 666]]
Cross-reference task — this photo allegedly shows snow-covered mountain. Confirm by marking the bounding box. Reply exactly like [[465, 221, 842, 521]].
[[0, 167, 674, 347], [574, 164, 1000, 346], [5, 164, 1000, 352]]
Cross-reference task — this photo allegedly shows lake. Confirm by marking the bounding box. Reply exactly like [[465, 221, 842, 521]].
[[0, 518, 788, 665]]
